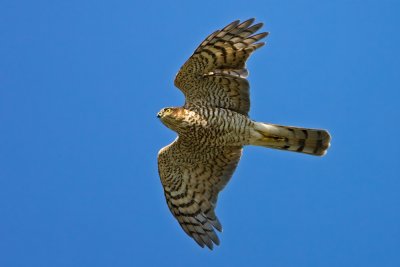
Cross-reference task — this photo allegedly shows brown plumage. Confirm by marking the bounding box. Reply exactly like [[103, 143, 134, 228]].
[[157, 19, 331, 249]]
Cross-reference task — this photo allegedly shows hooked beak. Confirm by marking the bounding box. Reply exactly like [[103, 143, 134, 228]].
[[157, 113, 161, 118]]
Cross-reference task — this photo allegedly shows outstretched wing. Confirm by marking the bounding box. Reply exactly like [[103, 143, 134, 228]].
[[157, 138, 242, 249], [174, 18, 268, 116]]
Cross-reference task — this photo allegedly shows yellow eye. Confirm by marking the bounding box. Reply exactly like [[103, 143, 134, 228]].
[[165, 108, 172, 113]]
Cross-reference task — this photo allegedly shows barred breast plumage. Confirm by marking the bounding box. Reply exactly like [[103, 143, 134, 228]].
[[174, 107, 254, 147]]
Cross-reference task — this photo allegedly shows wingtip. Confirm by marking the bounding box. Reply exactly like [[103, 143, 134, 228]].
[[242, 18, 255, 25], [225, 19, 241, 30]]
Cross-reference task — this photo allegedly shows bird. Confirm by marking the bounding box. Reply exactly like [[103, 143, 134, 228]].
[[157, 18, 331, 250]]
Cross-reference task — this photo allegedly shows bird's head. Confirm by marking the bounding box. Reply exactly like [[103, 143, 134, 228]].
[[157, 107, 187, 132]]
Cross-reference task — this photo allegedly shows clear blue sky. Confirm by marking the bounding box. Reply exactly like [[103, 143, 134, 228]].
[[1, 1, 399, 266]]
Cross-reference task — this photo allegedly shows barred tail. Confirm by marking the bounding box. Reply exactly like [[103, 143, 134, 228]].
[[250, 122, 331, 156]]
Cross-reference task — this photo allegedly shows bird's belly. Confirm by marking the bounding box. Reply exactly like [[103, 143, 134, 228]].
[[187, 108, 253, 146]]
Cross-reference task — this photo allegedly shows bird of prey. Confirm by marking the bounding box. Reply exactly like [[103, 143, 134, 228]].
[[157, 18, 331, 249]]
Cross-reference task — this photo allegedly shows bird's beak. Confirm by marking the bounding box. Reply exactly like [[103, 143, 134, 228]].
[[157, 113, 161, 118]]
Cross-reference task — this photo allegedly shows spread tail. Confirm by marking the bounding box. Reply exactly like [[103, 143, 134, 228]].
[[250, 122, 331, 156]]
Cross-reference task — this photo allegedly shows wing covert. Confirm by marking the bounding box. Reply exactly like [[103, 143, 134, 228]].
[[157, 138, 242, 249], [174, 18, 268, 115]]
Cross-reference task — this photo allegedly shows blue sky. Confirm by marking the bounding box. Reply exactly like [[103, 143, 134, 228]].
[[1, 0, 399, 266]]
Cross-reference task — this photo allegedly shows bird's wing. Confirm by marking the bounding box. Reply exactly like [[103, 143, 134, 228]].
[[174, 18, 268, 116], [157, 138, 242, 249]]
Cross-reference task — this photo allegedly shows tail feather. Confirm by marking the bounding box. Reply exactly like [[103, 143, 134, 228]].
[[250, 122, 331, 156]]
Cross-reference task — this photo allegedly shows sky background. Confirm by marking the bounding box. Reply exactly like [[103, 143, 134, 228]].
[[1, 0, 399, 266]]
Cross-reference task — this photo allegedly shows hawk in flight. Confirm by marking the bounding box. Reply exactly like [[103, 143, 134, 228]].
[[157, 19, 331, 249]]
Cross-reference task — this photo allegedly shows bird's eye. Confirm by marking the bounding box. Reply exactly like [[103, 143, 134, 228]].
[[165, 108, 171, 113]]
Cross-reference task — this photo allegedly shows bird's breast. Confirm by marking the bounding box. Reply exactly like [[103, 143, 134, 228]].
[[179, 107, 253, 146]]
